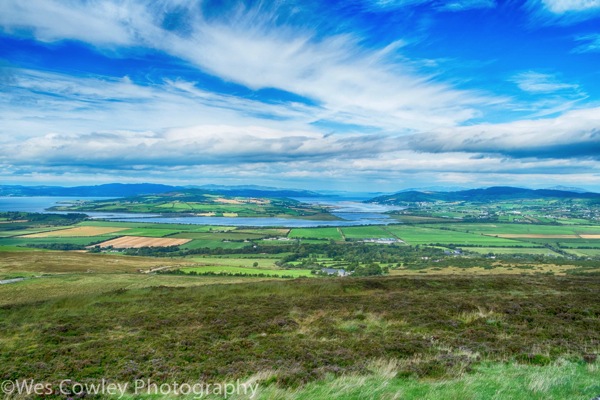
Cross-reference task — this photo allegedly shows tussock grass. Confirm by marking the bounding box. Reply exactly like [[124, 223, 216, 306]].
[[251, 359, 600, 400]]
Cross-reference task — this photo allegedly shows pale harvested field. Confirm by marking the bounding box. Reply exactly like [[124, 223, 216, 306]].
[[490, 234, 580, 239], [94, 236, 191, 248], [21, 226, 129, 238], [215, 198, 243, 204], [579, 234, 600, 239], [214, 197, 268, 205]]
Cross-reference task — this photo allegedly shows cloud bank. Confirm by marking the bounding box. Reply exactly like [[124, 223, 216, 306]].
[[0, 0, 599, 190]]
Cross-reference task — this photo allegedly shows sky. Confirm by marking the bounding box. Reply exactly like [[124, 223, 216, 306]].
[[0, 0, 599, 193]]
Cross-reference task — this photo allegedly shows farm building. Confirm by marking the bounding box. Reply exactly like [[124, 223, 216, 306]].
[[320, 268, 349, 277]]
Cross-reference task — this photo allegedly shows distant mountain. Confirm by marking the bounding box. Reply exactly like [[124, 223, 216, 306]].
[[0, 183, 324, 199], [545, 185, 589, 193], [192, 184, 323, 198], [397, 186, 470, 193], [368, 186, 600, 204], [0, 183, 178, 197]]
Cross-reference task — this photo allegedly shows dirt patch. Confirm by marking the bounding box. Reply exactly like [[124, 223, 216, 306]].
[[92, 236, 191, 249], [578, 234, 600, 239], [21, 226, 129, 238]]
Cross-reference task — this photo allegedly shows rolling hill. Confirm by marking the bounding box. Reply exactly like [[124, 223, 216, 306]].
[[368, 186, 600, 204]]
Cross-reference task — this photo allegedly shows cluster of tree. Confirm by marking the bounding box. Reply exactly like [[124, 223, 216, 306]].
[[121, 246, 181, 256], [156, 269, 298, 279], [0, 212, 87, 226], [351, 263, 389, 276], [26, 243, 86, 250]]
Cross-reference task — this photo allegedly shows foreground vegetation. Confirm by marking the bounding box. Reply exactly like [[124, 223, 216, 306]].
[[1, 275, 599, 399]]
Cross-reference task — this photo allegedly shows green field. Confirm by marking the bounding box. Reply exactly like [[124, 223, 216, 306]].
[[385, 226, 534, 246], [171, 231, 266, 240], [0, 227, 68, 237], [462, 247, 560, 256], [117, 228, 182, 237], [340, 225, 394, 239], [428, 223, 600, 236], [0, 236, 108, 246], [187, 256, 281, 268], [563, 248, 600, 257], [180, 239, 249, 249], [289, 227, 342, 240]]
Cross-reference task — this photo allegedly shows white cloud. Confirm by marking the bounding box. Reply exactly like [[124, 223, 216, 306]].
[[573, 34, 600, 53], [511, 71, 581, 93], [527, 0, 600, 23], [0, 68, 322, 141], [0, 0, 497, 133], [1, 0, 598, 190], [506, 72, 587, 118], [437, 0, 496, 11], [1, 124, 398, 168], [411, 106, 600, 159], [160, 14, 495, 131], [540, 0, 600, 13], [368, 0, 495, 11], [0, 0, 153, 45]]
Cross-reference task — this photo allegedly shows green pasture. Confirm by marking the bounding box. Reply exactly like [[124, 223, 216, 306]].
[[385, 226, 532, 246], [172, 231, 266, 240], [462, 247, 561, 256], [180, 239, 250, 250], [118, 228, 182, 237], [0, 236, 106, 247], [186, 256, 281, 268], [235, 228, 290, 236], [289, 227, 343, 240], [563, 248, 600, 257], [428, 223, 600, 235], [0, 227, 67, 237], [0, 245, 48, 252], [340, 225, 394, 239]]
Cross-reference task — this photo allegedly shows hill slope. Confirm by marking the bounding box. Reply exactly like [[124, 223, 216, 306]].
[[369, 186, 600, 204], [0, 184, 322, 199]]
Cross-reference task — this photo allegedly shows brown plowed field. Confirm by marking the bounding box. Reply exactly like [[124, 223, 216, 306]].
[[93, 236, 191, 248]]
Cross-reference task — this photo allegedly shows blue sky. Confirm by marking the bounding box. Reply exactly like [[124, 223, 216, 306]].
[[0, 0, 599, 192]]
